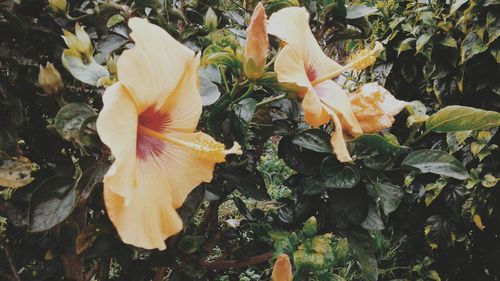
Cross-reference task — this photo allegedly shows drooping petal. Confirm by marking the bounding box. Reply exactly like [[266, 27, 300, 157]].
[[271, 254, 293, 281], [302, 90, 330, 127], [96, 83, 138, 199], [329, 110, 353, 162], [244, 2, 269, 80], [351, 83, 406, 133], [267, 7, 341, 80], [117, 18, 196, 110], [314, 81, 363, 136]]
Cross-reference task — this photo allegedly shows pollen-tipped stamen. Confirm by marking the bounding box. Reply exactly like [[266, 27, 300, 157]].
[[310, 42, 384, 86], [137, 125, 242, 162]]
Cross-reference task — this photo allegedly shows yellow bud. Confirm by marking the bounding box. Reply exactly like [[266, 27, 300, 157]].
[[244, 2, 269, 80], [204, 7, 218, 32], [48, 0, 67, 14], [62, 23, 93, 56], [271, 254, 293, 281], [38, 62, 64, 96]]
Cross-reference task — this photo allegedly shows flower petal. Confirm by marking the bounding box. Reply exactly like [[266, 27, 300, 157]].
[[330, 111, 352, 162], [244, 2, 269, 80], [314, 81, 362, 136], [117, 18, 196, 110], [273, 45, 310, 90], [160, 53, 202, 132], [267, 7, 341, 80], [96, 83, 138, 199], [104, 179, 182, 250], [302, 90, 330, 127]]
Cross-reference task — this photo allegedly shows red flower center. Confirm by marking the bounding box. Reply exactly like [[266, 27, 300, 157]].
[[136, 106, 170, 160]]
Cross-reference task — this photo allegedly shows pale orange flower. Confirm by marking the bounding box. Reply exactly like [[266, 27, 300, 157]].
[[96, 18, 241, 250], [350, 83, 406, 133], [271, 254, 293, 281], [244, 2, 269, 80], [268, 7, 363, 162]]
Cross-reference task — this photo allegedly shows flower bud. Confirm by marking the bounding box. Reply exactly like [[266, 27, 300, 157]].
[[302, 216, 317, 237], [271, 254, 293, 281], [48, 0, 67, 14], [38, 62, 64, 96], [244, 2, 269, 80], [350, 83, 406, 133], [62, 23, 93, 56], [204, 7, 218, 32]]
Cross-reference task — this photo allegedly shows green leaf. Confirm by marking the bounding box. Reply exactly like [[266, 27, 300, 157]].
[[321, 159, 360, 189], [278, 136, 326, 175], [76, 157, 109, 200], [231, 98, 257, 142], [292, 129, 332, 153], [398, 37, 416, 56], [439, 34, 457, 48], [450, 0, 469, 14], [346, 5, 378, 19], [28, 175, 77, 232], [368, 178, 403, 215], [62, 50, 110, 86], [426, 106, 500, 132], [348, 228, 378, 281], [199, 66, 222, 106], [54, 103, 97, 145], [361, 203, 385, 231], [460, 32, 488, 64], [402, 150, 469, 180], [353, 134, 406, 154], [416, 34, 432, 53]]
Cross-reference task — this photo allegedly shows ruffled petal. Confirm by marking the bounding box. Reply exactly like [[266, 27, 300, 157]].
[[96, 83, 138, 198], [160, 53, 202, 133], [104, 177, 182, 250], [314, 81, 363, 136], [117, 18, 196, 110], [267, 7, 341, 80], [302, 90, 330, 127]]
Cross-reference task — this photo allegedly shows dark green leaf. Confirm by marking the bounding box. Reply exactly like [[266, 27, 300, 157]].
[[361, 203, 385, 231], [402, 150, 470, 180], [426, 106, 500, 132], [54, 103, 97, 145], [368, 178, 403, 215], [353, 134, 406, 154], [199, 66, 222, 106], [178, 235, 206, 254], [348, 228, 378, 281], [28, 175, 77, 232], [292, 129, 332, 153], [461, 32, 488, 63]]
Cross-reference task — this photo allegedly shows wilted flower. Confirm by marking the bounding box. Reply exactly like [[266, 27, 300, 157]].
[[62, 23, 92, 56], [244, 2, 269, 80], [272, 254, 293, 281], [268, 7, 364, 162], [38, 62, 64, 96], [96, 18, 241, 250], [350, 83, 407, 133], [48, 0, 67, 14], [204, 7, 218, 32]]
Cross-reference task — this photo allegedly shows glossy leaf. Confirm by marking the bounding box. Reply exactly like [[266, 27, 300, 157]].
[[402, 150, 469, 180], [426, 106, 500, 132]]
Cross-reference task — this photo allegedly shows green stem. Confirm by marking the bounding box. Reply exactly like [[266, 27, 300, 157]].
[[411, 130, 431, 144], [219, 66, 230, 92], [228, 81, 238, 98], [256, 93, 287, 107], [233, 83, 254, 103]]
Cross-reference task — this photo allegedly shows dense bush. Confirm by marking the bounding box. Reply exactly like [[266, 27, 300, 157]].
[[0, 0, 499, 281]]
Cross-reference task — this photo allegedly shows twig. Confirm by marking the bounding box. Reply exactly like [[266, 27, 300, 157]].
[[200, 251, 273, 271], [3, 243, 21, 281]]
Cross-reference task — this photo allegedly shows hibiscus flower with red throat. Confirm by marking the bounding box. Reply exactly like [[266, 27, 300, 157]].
[[96, 18, 241, 250]]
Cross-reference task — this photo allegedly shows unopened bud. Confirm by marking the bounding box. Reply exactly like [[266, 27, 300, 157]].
[[38, 62, 64, 96], [244, 2, 268, 80], [271, 254, 293, 281], [48, 0, 67, 14], [204, 7, 218, 32]]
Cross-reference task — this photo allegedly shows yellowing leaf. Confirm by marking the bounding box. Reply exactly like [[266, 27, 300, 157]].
[[426, 106, 500, 133], [473, 214, 485, 231], [0, 153, 36, 188]]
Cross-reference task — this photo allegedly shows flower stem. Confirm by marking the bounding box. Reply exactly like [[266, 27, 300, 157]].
[[256, 93, 287, 107], [233, 83, 254, 103], [219, 66, 230, 92]]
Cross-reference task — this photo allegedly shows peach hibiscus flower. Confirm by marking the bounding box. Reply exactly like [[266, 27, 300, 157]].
[[96, 18, 241, 250]]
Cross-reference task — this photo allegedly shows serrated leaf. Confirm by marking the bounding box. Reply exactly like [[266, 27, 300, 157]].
[[426, 106, 500, 132], [402, 150, 469, 180]]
